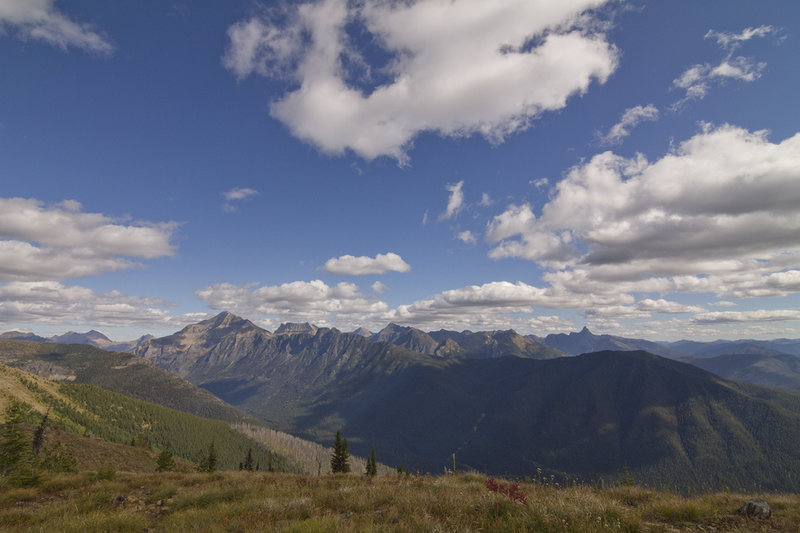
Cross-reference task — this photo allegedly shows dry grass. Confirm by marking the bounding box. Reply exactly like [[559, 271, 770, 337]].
[[1, 471, 797, 532]]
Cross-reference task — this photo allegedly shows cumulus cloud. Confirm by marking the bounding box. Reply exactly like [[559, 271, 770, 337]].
[[0, 0, 113, 54], [598, 104, 659, 145], [224, 0, 618, 161], [485, 124, 800, 319], [635, 298, 705, 314], [441, 181, 465, 220], [385, 280, 633, 331], [322, 252, 411, 275], [489, 125, 800, 277], [0, 197, 178, 282], [0, 281, 201, 329], [371, 281, 388, 294], [222, 187, 259, 212], [195, 279, 389, 330], [457, 230, 477, 245]]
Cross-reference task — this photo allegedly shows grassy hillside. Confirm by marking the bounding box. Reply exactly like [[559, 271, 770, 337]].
[[0, 339, 248, 423], [0, 363, 293, 473], [1, 471, 797, 532]]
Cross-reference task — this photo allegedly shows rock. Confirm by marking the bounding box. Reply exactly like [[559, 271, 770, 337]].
[[738, 498, 771, 519], [112, 495, 127, 506]]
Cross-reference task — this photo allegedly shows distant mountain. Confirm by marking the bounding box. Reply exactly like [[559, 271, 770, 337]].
[[134, 313, 800, 492], [351, 327, 372, 337], [540, 327, 684, 358], [371, 323, 456, 357], [50, 329, 113, 345], [683, 353, 800, 391], [275, 322, 319, 336], [666, 339, 799, 358], [429, 328, 564, 359], [0, 329, 154, 352], [371, 323, 564, 359], [0, 330, 50, 342]]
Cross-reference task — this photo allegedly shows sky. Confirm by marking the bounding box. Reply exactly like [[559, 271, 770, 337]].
[[1, 0, 799, 342]]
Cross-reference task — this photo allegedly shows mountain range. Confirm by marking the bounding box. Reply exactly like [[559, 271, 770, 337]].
[[128, 312, 800, 492], [0, 329, 153, 352]]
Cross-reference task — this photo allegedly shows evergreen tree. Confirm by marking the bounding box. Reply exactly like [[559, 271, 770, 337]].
[[197, 441, 217, 472], [0, 400, 39, 486], [156, 441, 176, 472], [366, 446, 377, 477], [243, 447, 254, 472], [330, 430, 351, 474], [31, 406, 50, 458], [0, 400, 29, 475], [204, 441, 218, 472]]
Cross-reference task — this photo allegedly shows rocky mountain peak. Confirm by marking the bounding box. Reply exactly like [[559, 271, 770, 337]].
[[275, 322, 318, 336]]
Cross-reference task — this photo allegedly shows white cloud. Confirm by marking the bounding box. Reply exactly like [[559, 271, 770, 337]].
[[457, 230, 476, 245], [222, 187, 259, 212], [0, 197, 178, 282], [0, 0, 113, 54], [598, 104, 659, 145], [440, 180, 465, 220], [0, 281, 200, 329], [636, 298, 705, 314], [672, 25, 775, 106], [322, 252, 411, 275], [195, 279, 389, 330], [480, 193, 493, 207], [692, 309, 800, 325], [224, 0, 618, 161], [371, 281, 388, 294], [705, 25, 775, 52], [224, 187, 259, 201], [485, 124, 800, 314]]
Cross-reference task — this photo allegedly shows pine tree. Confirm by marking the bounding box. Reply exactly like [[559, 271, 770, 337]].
[[0, 400, 29, 476], [156, 442, 176, 472], [31, 406, 50, 458], [0, 400, 39, 486], [330, 430, 351, 474], [366, 446, 377, 477], [206, 441, 217, 472], [243, 447, 254, 472]]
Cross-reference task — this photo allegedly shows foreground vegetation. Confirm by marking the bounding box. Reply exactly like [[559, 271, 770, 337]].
[[1, 470, 798, 532]]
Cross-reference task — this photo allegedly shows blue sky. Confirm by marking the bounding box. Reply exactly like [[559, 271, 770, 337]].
[[1, 0, 799, 341]]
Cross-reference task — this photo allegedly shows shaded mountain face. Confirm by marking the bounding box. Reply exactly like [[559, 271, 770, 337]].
[[684, 353, 800, 391], [133, 313, 800, 492], [339, 350, 800, 492], [540, 327, 683, 358]]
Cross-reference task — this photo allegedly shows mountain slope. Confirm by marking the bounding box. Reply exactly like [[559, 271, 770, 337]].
[[0, 362, 291, 471], [136, 314, 443, 434], [684, 353, 800, 391], [339, 350, 800, 492], [0, 339, 249, 423], [133, 314, 800, 492]]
